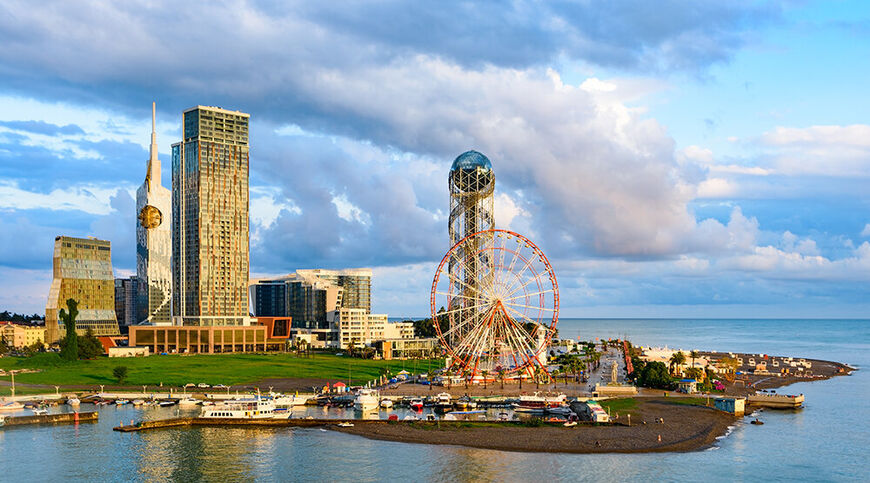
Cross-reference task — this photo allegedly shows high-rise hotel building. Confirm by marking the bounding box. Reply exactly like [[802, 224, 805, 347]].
[[136, 102, 172, 325], [45, 236, 120, 342], [172, 106, 251, 326]]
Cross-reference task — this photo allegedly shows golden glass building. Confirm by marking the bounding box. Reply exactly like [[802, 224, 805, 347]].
[[172, 106, 251, 326], [45, 236, 120, 343]]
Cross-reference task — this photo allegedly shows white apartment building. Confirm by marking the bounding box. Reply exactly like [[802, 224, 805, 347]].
[[332, 308, 414, 349]]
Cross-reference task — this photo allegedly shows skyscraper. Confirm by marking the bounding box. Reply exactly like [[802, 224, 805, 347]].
[[45, 236, 120, 343], [172, 106, 250, 326], [136, 102, 172, 325]]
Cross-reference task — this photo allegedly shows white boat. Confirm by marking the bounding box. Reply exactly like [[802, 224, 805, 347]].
[[132, 399, 145, 406], [338, 422, 355, 427], [200, 397, 275, 419], [434, 392, 452, 412], [353, 389, 380, 411], [380, 398, 393, 408], [270, 392, 309, 409], [515, 392, 567, 410], [178, 398, 200, 407], [0, 402, 25, 412], [66, 398, 80, 407], [201, 401, 215, 406], [31, 408, 49, 415], [115, 399, 129, 406], [409, 398, 424, 411]]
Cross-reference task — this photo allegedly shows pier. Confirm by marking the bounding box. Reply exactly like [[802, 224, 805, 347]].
[[2, 411, 99, 427]]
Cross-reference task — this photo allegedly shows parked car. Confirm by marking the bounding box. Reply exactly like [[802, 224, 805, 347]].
[[213, 384, 227, 389], [197, 383, 210, 388], [184, 383, 196, 388]]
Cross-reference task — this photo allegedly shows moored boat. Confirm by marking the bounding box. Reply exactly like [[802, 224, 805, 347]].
[[434, 392, 452, 413], [0, 402, 25, 412], [178, 398, 200, 407], [200, 397, 275, 419], [66, 398, 81, 407], [353, 389, 380, 411], [409, 398, 424, 411], [380, 398, 393, 409]]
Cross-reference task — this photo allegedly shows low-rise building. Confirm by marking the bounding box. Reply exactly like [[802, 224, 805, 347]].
[[714, 397, 746, 416], [108, 346, 150, 358], [333, 308, 413, 349], [374, 338, 439, 359], [128, 318, 291, 354], [0, 322, 46, 349]]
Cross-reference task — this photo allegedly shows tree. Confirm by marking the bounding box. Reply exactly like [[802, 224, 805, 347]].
[[78, 328, 104, 359], [426, 369, 435, 391], [669, 351, 686, 376], [113, 365, 128, 384], [496, 367, 505, 389], [28, 339, 44, 353], [689, 350, 699, 371], [58, 299, 79, 361], [481, 369, 489, 389], [637, 361, 673, 390]]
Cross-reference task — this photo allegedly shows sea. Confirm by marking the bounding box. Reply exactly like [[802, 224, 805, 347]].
[[0, 318, 868, 482]]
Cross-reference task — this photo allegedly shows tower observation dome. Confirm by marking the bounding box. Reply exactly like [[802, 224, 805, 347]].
[[447, 150, 496, 347]]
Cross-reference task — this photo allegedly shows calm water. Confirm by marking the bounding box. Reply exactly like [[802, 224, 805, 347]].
[[1, 319, 868, 482]]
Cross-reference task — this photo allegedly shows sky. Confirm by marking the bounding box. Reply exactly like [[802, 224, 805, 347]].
[[0, 0, 868, 318]]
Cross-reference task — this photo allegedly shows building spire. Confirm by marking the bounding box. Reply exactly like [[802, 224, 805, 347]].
[[144, 101, 160, 190]]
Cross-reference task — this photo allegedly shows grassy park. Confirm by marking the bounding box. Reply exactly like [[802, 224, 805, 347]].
[[0, 352, 441, 389]]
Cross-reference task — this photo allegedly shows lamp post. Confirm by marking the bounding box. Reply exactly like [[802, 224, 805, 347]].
[[10, 370, 15, 398], [100, 384, 105, 396], [54, 385, 59, 397]]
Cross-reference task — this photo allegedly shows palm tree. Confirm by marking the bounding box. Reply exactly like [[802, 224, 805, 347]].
[[690, 350, 699, 371], [669, 351, 686, 376], [496, 367, 505, 389], [444, 368, 453, 389], [426, 369, 435, 391], [481, 369, 489, 389], [534, 366, 541, 389], [463, 368, 470, 389]]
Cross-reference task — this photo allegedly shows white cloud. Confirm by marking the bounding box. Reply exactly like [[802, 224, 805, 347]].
[[861, 224, 870, 237], [0, 180, 131, 215], [760, 124, 870, 177]]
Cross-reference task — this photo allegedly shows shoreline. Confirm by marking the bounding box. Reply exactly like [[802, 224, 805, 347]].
[[330, 400, 737, 454]]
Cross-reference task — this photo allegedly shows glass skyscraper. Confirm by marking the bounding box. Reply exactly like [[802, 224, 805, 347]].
[[136, 102, 172, 325], [45, 236, 120, 343], [172, 106, 250, 326]]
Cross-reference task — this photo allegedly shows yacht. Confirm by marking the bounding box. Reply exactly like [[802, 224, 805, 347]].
[[380, 398, 393, 409], [409, 398, 424, 411], [270, 392, 309, 411], [353, 389, 380, 411], [515, 392, 567, 411], [200, 397, 275, 419], [178, 398, 200, 407], [0, 401, 25, 412], [66, 398, 81, 407], [434, 392, 453, 413]]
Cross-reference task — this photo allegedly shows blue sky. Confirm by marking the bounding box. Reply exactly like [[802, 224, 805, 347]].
[[0, 0, 868, 318]]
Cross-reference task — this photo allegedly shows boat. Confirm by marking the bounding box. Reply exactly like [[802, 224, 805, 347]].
[[0, 402, 25, 412], [201, 401, 215, 406], [434, 392, 453, 413], [337, 422, 354, 427], [751, 419, 764, 425], [115, 399, 130, 406], [353, 389, 380, 411], [747, 393, 805, 409], [497, 412, 510, 421], [200, 397, 275, 419], [515, 392, 567, 410], [454, 396, 476, 411], [546, 405, 574, 416], [563, 421, 577, 427], [0, 416, 5, 427], [546, 417, 568, 423], [178, 398, 200, 407], [132, 400, 145, 407], [409, 398, 424, 411], [270, 392, 309, 410], [159, 400, 176, 407], [66, 398, 80, 407], [380, 398, 393, 409], [31, 408, 49, 416]]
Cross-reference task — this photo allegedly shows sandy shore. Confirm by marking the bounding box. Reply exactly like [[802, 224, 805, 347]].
[[331, 399, 736, 454]]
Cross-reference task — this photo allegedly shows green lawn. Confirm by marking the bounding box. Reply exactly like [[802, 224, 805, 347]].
[[598, 397, 638, 414], [0, 353, 441, 389]]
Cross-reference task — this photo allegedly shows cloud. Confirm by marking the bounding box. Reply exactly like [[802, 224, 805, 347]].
[[862, 224, 870, 237], [759, 124, 870, 177], [0, 120, 84, 136]]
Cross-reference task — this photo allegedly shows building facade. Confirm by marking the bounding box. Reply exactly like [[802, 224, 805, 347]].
[[250, 268, 371, 329], [114, 276, 139, 326], [0, 322, 46, 349], [45, 236, 120, 343], [172, 106, 251, 326], [374, 338, 439, 360], [333, 308, 413, 349], [136, 102, 172, 325]]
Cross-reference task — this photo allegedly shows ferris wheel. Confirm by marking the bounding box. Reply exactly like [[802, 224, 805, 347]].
[[430, 229, 559, 377]]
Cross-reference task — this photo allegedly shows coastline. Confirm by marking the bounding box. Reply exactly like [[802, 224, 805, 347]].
[[331, 399, 736, 454]]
